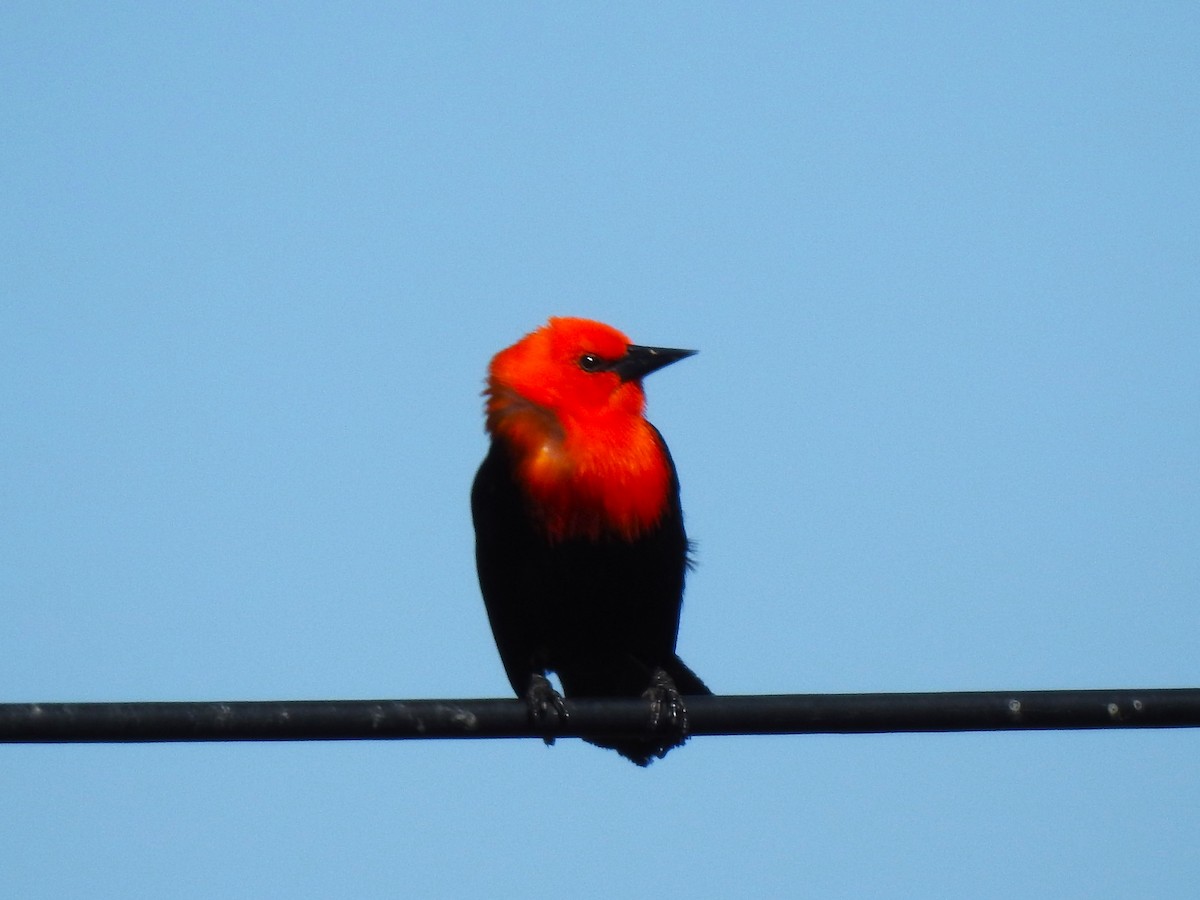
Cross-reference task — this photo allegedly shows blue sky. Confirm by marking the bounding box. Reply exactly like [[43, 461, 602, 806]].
[[3, 4, 1198, 897]]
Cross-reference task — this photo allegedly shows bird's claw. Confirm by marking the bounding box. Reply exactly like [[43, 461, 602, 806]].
[[525, 673, 569, 746], [643, 668, 689, 757]]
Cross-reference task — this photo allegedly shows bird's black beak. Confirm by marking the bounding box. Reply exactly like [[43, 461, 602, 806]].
[[611, 344, 697, 383]]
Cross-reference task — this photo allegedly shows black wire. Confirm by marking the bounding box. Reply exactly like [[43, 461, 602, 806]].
[[2, 689, 1198, 743]]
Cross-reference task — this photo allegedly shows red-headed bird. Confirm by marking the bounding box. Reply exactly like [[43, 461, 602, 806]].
[[472, 317, 709, 765]]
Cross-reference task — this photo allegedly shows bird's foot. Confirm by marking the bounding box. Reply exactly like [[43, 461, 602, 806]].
[[643, 668, 689, 758], [525, 673, 569, 747]]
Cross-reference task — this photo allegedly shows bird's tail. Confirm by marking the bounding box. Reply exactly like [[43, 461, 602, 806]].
[[664, 654, 711, 696]]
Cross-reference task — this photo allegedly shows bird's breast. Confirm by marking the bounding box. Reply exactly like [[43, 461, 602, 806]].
[[492, 404, 671, 543]]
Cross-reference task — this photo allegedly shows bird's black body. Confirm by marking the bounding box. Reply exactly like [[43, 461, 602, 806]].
[[472, 431, 709, 765]]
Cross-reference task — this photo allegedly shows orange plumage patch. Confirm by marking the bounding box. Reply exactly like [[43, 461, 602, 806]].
[[484, 318, 672, 542]]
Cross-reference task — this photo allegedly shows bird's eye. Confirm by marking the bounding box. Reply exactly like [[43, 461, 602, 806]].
[[578, 353, 604, 372]]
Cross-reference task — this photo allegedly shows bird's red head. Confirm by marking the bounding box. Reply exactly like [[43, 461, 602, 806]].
[[489, 318, 644, 421], [483, 317, 694, 541]]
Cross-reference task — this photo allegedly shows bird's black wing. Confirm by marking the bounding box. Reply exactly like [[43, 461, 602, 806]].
[[636, 425, 709, 696], [471, 439, 549, 697]]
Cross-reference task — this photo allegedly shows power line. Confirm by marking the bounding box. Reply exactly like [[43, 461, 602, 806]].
[[2, 688, 1198, 744]]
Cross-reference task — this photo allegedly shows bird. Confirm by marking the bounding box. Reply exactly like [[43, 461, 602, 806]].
[[471, 316, 709, 766]]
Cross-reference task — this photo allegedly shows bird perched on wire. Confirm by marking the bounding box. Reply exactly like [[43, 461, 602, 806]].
[[471, 316, 709, 766]]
